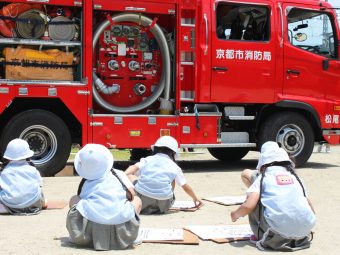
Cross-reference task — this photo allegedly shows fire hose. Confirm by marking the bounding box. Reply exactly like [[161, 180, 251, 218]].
[[16, 9, 45, 39], [48, 16, 76, 41], [92, 13, 171, 113]]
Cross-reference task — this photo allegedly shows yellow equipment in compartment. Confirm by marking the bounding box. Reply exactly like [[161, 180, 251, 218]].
[[3, 47, 74, 81]]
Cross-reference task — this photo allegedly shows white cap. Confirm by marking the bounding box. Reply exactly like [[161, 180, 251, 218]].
[[74, 144, 113, 180], [257, 146, 293, 170], [3, 138, 34, 160], [260, 141, 279, 153], [256, 141, 280, 170], [151, 136, 179, 155]]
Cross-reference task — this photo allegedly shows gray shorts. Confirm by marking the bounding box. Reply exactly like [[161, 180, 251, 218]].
[[249, 204, 311, 251], [136, 191, 175, 215], [0, 193, 45, 215], [66, 206, 140, 250]]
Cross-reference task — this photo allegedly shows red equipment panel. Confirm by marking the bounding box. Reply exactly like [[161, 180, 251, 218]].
[[179, 114, 220, 144], [91, 115, 179, 148], [94, 22, 163, 108]]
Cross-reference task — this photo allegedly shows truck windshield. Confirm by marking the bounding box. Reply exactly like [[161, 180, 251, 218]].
[[287, 8, 336, 59]]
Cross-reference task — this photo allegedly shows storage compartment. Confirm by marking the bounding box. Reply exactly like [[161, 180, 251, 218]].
[[91, 7, 177, 113], [180, 114, 221, 144], [0, 2, 83, 82]]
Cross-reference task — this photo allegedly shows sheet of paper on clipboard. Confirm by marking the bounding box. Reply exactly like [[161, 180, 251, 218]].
[[137, 228, 184, 241], [170, 201, 197, 209]]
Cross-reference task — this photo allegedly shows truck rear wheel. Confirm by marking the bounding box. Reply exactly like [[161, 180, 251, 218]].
[[0, 110, 71, 176], [207, 147, 249, 162], [259, 112, 314, 167]]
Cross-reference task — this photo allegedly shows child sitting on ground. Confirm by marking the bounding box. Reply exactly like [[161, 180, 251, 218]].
[[66, 144, 142, 251], [125, 135, 203, 214], [0, 138, 45, 215], [231, 141, 316, 251]]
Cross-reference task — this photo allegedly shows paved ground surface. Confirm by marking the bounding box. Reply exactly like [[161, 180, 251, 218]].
[[0, 145, 339, 254]]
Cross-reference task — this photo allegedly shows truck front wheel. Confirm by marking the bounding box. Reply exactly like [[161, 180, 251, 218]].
[[0, 110, 71, 176], [259, 112, 314, 167], [207, 147, 249, 162]]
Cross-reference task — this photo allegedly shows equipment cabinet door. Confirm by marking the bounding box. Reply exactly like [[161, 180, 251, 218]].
[[210, 0, 276, 103], [283, 4, 340, 129]]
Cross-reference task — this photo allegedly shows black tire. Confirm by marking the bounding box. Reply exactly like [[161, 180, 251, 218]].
[[207, 147, 249, 162], [0, 110, 71, 176], [258, 112, 314, 167]]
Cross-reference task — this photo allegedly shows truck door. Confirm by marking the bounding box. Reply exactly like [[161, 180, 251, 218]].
[[283, 4, 340, 125], [210, 0, 276, 103]]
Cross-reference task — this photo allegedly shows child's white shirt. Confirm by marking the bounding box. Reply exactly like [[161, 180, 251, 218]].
[[134, 153, 186, 200], [0, 160, 42, 208], [76, 170, 135, 225], [247, 166, 315, 239]]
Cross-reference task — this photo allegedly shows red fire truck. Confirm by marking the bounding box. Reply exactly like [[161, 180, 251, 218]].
[[0, 0, 339, 176]]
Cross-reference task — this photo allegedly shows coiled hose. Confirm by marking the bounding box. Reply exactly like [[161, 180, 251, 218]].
[[92, 13, 171, 113], [48, 16, 76, 41], [16, 9, 45, 39]]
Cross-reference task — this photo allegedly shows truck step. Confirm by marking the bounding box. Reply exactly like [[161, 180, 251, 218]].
[[221, 132, 249, 143], [181, 143, 256, 148], [227, 116, 255, 120], [224, 106, 255, 120]]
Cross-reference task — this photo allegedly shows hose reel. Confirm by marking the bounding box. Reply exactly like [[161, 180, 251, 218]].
[[92, 13, 171, 113], [16, 9, 45, 39], [48, 16, 76, 41]]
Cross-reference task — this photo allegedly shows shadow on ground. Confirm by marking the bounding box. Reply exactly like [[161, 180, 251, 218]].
[[68, 157, 337, 176]]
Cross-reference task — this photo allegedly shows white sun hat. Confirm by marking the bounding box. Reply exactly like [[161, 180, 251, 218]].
[[256, 141, 280, 170], [74, 144, 113, 180], [3, 138, 34, 160], [151, 136, 179, 155], [257, 146, 293, 170], [260, 141, 279, 153]]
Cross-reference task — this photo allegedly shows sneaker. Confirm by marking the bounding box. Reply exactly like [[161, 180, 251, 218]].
[[133, 236, 142, 246], [249, 234, 258, 244]]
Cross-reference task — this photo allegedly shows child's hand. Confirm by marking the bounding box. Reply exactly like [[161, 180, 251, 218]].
[[194, 199, 203, 208], [230, 211, 238, 222]]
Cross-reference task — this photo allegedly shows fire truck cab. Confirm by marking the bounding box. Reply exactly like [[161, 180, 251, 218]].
[[0, 0, 339, 175]]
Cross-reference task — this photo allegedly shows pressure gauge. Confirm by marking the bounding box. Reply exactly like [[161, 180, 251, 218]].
[[131, 27, 139, 36], [122, 26, 130, 35], [139, 39, 148, 50], [112, 26, 121, 36]]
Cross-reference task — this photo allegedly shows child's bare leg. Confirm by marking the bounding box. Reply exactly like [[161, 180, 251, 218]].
[[0, 203, 9, 214], [131, 196, 142, 214], [69, 195, 81, 208], [241, 169, 256, 188], [41, 193, 47, 209]]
